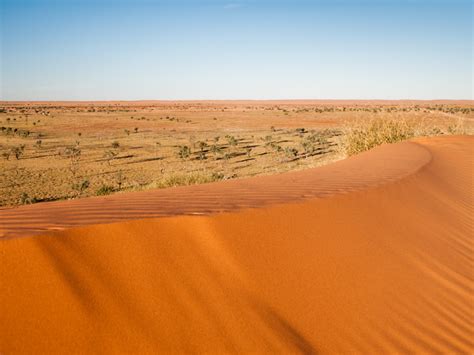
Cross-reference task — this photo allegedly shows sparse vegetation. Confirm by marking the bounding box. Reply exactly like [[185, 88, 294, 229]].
[[114, 170, 126, 190], [345, 119, 416, 156], [177, 145, 191, 159], [96, 185, 115, 196], [20, 192, 37, 205], [226, 135, 237, 147], [72, 179, 90, 197], [63, 145, 82, 176], [151, 172, 225, 189], [11, 145, 26, 160], [111, 141, 120, 149], [0, 102, 472, 207]]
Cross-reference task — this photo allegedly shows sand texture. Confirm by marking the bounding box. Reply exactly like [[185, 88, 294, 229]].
[[1, 135, 473, 353]]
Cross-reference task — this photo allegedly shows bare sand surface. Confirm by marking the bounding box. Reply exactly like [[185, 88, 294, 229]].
[[1, 135, 473, 353]]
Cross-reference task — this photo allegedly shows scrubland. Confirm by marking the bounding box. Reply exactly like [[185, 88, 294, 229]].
[[1, 100, 472, 207]]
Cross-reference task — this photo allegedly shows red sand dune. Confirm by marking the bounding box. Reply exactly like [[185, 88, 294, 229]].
[[1, 135, 473, 353]]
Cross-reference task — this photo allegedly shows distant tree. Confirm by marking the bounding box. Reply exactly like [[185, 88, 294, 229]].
[[64, 146, 81, 176], [72, 179, 90, 197], [246, 147, 252, 158], [12, 145, 26, 160], [198, 141, 208, 152], [177, 145, 191, 159]]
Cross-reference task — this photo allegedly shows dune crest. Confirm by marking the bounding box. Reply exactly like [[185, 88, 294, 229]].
[[1, 135, 473, 353], [1, 138, 432, 239]]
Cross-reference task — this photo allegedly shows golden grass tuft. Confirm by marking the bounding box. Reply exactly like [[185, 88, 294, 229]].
[[344, 116, 472, 156], [345, 119, 416, 156], [149, 172, 225, 189]]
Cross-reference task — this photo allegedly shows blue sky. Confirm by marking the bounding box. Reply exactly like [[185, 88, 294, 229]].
[[1, 0, 472, 100]]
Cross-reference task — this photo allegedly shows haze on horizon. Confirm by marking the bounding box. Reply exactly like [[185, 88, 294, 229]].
[[1, 0, 472, 101]]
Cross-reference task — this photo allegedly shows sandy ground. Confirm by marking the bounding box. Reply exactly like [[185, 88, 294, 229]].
[[1, 135, 473, 353], [1, 100, 473, 207], [4, 99, 474, 106]]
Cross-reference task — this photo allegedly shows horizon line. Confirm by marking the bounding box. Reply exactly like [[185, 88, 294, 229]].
[[1, 99, 473, 103]]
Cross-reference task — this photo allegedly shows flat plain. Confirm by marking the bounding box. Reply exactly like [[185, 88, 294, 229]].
[[1, 100, 473, 207]]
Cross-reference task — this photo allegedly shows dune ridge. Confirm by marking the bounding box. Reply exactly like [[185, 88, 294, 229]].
[[1, 135, 473, 353], [1, 139, 431, 239]]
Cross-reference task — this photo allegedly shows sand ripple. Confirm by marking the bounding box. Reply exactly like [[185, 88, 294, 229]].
[[1, 135, 472, 353]]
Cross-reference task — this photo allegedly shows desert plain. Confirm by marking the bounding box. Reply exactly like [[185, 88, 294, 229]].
[[1, 100, 473, 207], [0, 100, 473, 353]]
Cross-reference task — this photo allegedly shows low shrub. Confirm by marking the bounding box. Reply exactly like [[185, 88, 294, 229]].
[[20, 193, 38, 205], [96, 185, 115, 196]]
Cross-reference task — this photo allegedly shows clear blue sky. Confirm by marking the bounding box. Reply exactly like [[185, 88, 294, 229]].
[[1, 0, 472, 100]]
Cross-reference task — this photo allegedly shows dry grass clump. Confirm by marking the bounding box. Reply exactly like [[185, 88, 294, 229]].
[[345, 119, 416, 156], [150, 172, 225, 189], [344, 116, 472, 156], [444, 118, 472, 136]]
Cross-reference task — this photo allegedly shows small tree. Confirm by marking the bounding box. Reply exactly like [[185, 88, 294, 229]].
[[115, 170, 126, 190], [246, 147, 252, 158], [12, 145, 25, 160], [226, 135, 237, 147], [198, 141, 208, 153], [178, 145, 191, 159], [284, 147, 298, 158], [155, 141, 161, 156], [301, 140, 314, 156], [263, 135, 273, 146], [104, 150, 118, 165], [2, 151, 11, 160], [64, 146, 81, 176], [198, 151, 207, 160], [72, 179, 90, 197], [210, 144, 221, 157]]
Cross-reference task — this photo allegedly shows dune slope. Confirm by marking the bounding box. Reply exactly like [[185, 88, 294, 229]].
[[1, 135, 473, 353], [0, 138, 432, 239]]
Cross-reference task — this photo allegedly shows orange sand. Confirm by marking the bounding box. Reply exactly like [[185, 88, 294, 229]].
[[1, 135, 473, 353]]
